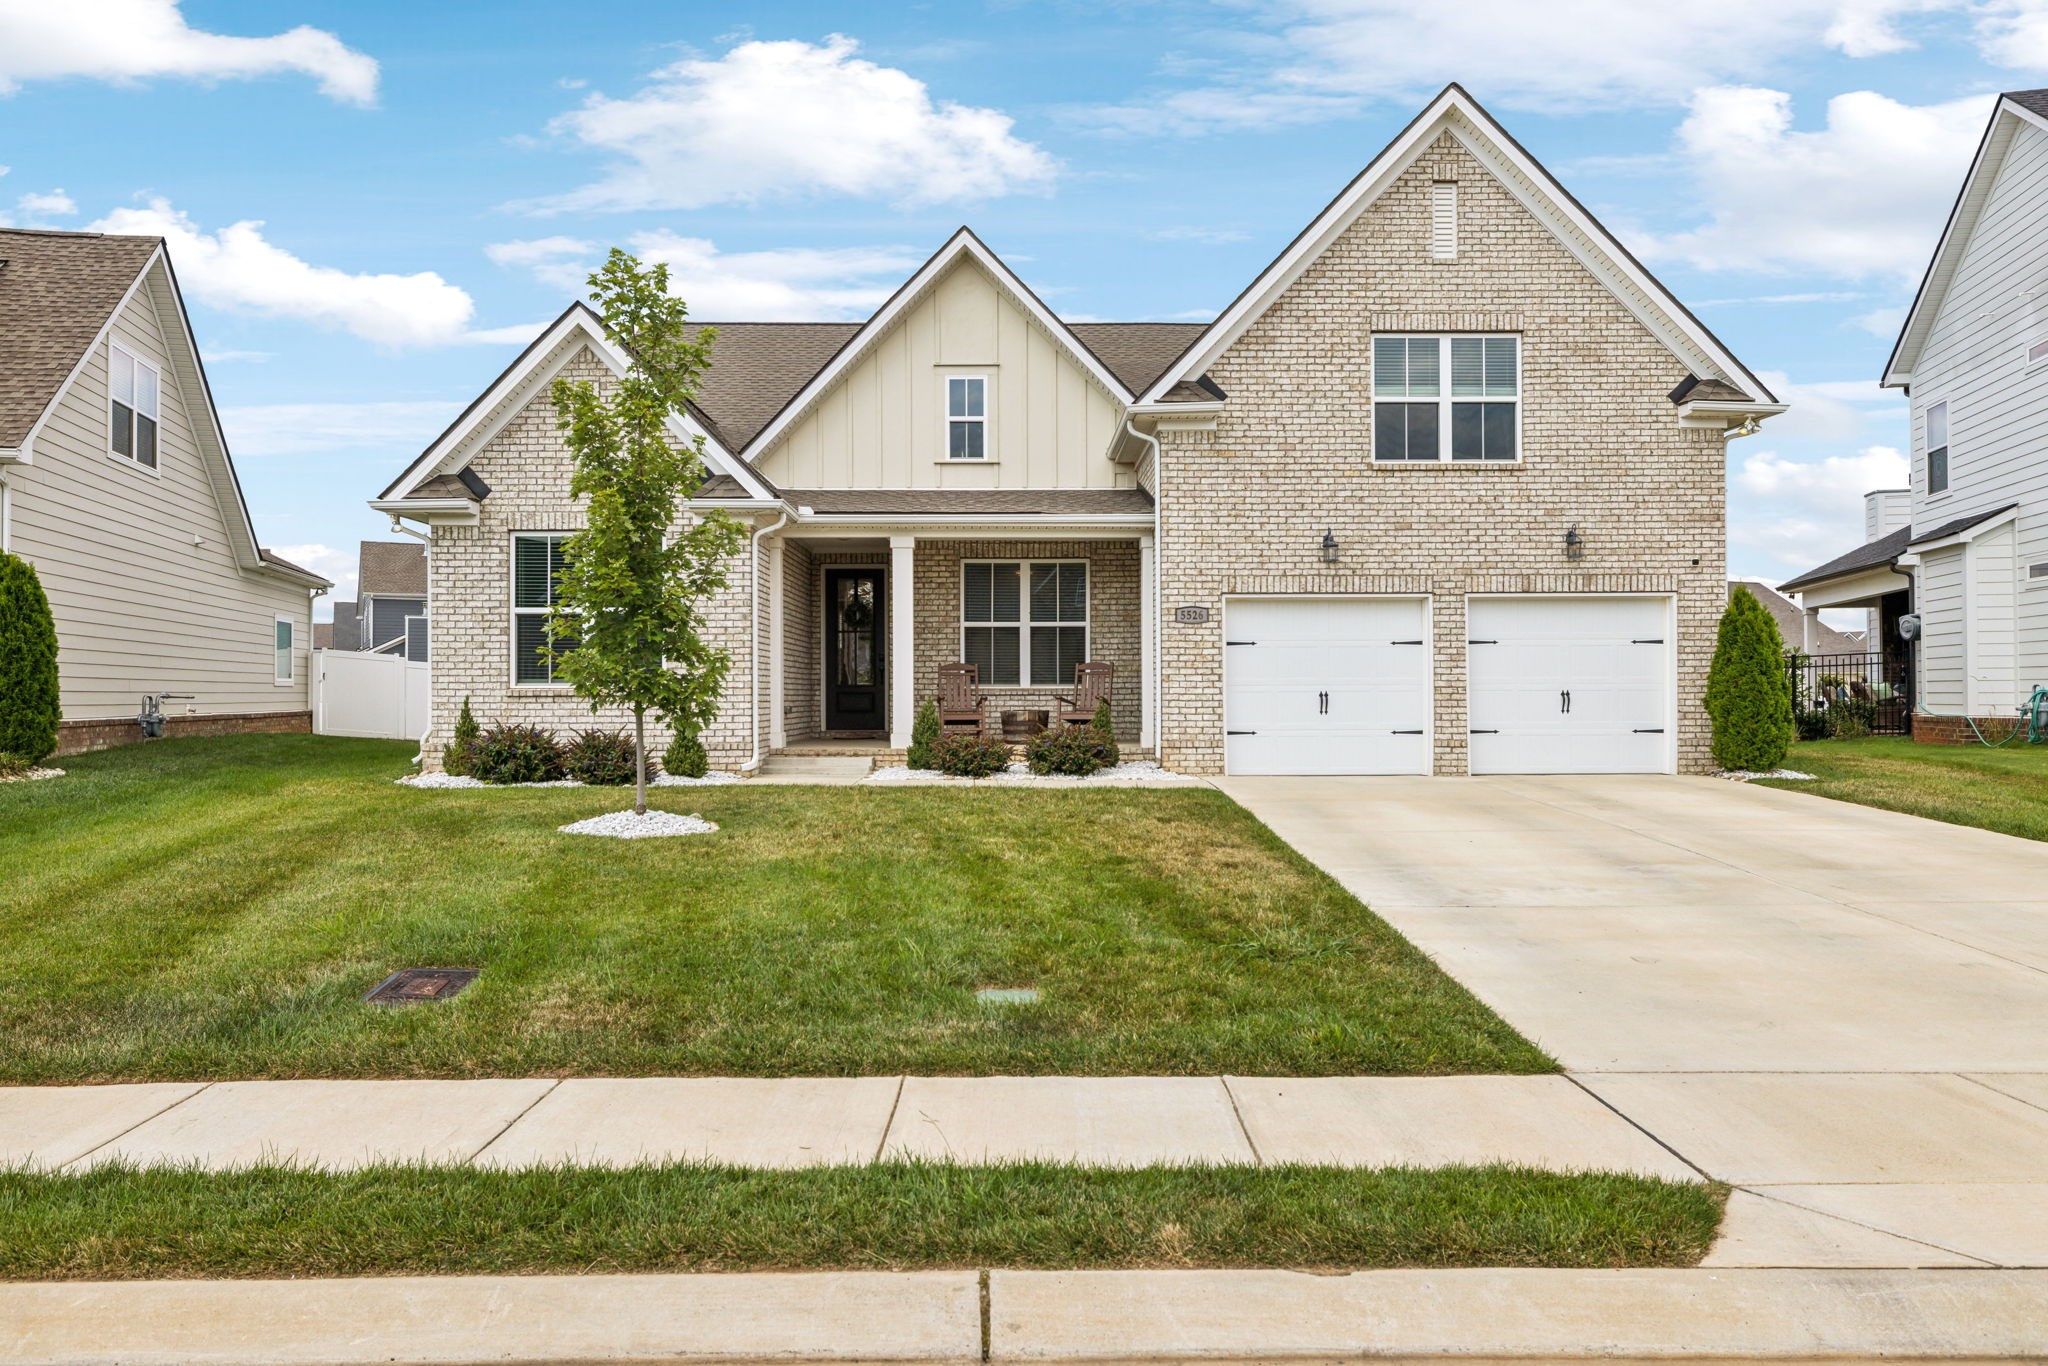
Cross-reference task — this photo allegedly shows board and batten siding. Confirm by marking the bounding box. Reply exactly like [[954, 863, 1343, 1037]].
[[750, 260, 1131, 491], [1907, 118, 2048, 713], [4, 281, 313, 720]]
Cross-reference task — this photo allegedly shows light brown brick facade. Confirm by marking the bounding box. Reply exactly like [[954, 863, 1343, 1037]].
[[1154, 133, 1727, 775]]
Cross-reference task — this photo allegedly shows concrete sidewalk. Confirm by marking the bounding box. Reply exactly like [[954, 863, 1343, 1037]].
[[5, 1267, 2046, 1364], [0, 1073, 1693, 1178]]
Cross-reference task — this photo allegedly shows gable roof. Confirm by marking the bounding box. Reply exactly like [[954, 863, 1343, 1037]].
[[1138, 83, 1777, 408], [738, 227, 1141, 461], [1779, 525, 1915, 592], [1883, 89, 2048, 387], [358, 540, 427, 597], [1733, 580, 1864, 652], [0, 229, 162, 449]]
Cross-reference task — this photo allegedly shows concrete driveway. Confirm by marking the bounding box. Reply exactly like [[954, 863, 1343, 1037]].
[[1218, 774, 2048, 1267]]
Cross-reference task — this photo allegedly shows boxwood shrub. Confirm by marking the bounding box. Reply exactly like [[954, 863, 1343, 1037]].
[[663, 731, 709, 779]]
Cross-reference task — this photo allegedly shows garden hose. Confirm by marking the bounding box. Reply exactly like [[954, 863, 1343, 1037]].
[[1927, 685, 2048, 748]]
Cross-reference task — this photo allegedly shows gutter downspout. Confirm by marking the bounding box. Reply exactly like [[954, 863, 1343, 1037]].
[[1124, 417, 1163, 759], [744, 509, 790, 775]]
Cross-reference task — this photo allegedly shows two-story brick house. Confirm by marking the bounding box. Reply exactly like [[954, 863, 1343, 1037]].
[[373, 85, 1781, 777]]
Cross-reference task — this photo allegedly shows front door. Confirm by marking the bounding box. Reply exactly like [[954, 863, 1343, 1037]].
[[824, 568, 886, 733]]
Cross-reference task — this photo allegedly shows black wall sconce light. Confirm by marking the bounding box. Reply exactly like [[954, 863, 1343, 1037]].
[[1320, 529, 1339, 564], [1564, 525, 1584, 561]]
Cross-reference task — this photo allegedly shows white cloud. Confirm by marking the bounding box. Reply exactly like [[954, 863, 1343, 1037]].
[[527, 35, 1056, 212], [0, 0, 378, 104], [1143, 225, 1252, 244], [221, 400, 463, 458], [203, 349, 272, 364], [88, 199, 476, 347], [460, 322, 553, 345], [1736, 445, 1910, 511], [1978, 0, 2048, 64], [487, 233, 924, 321], [1852, 304, 1910, 337], [15, 188, 74, 216], [267, 543, 357, 604], [1753, 371, 1905, 443], [1730, 445, 1909, 574], [1647, 86, 1993, 280]]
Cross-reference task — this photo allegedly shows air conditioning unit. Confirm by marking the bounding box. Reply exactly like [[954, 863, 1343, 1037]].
[[1898, 614, 1922, 641]]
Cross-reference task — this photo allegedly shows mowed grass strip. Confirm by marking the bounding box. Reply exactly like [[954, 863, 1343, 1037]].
[[0, 1163, 1725, 1278], [0, 735, 1548, 1081], [1762, 736, 2048, 841]]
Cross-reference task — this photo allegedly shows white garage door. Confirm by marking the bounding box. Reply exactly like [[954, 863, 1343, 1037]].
[[1224, 597, 1430, 775], [1467, 596, 1671, 775]]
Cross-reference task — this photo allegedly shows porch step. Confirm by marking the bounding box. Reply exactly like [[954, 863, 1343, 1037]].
[[754, 754, 875, 782]]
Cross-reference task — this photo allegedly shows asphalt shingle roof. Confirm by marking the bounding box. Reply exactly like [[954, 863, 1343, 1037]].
[[357, 540, 427, 597], [0, 229, 161, 448], [1779, 526, 1915, 592]]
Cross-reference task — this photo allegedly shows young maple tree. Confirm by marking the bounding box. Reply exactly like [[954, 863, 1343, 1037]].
[[544, 250, 747, 814]]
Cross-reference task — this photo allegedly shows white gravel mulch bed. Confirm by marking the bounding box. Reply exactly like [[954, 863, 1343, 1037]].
[[867, 760, 1199, 786], [1716, 768, 1816, 781], [398, 771, 742, 790], [0, 766, 65, 783], [558, 810, 719, 839]]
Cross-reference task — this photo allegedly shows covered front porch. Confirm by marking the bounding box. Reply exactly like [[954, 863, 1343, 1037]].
[[761, 525, 1157, 756]]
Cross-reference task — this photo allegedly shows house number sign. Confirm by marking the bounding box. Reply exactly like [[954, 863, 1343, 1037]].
[[1173, 606, 1210, 624]]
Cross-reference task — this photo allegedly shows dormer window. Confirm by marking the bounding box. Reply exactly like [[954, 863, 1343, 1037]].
[[947, 375, 987, 460], [109, 342, 160, 470]]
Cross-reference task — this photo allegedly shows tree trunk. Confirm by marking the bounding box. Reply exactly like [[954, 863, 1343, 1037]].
[[634, 704, 648, 816]]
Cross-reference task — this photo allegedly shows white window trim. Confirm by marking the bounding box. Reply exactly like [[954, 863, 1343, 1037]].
[[107, 340, 164, 479], [943, 373, 992, 463], [1923, 398, 1951, 500], [1370, 333, 1523, 465], [509, 531, 574, 690], [959, 558, 1090, 690], [273, 614, 295, 685], [2027, 338, 2048, 373]]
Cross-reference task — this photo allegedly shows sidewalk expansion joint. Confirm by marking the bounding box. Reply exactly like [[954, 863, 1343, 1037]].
[[978, 1267, 992, 1363], [1562, 1073, 1714, 1183], [874, 1074, 907, 1163], [1219, 1076, 1264, 1166], [464, 1077, 562, 1164], [1736, 1185, 1999, 1267], [60, 1080, 216, 1172]]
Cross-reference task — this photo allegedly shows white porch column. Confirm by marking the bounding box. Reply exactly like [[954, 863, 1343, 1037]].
[[767, 537, 787, 750], [1139, 532, 1158, 752], [890, 534, 916, 748], [1802, 606, 1821, 654]]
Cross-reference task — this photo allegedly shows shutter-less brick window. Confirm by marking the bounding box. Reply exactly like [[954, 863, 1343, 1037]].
[[512, 534, 574, 684], [961, 560, 1088, 687], [1374, 334, 1518, 462], [1430, 180, 1457, 260]]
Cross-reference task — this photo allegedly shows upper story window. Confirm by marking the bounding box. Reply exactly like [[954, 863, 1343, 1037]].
[[512, 533, 575, 685], [1925, 400, 1950, 496], [947, 375, 987, 460], [1372, 334, 1519, 462], [961, 560, 1087, 687], [109, 342, 160, 470]]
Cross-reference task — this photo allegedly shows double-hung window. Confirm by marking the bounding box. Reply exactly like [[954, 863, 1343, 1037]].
[[1372, 334, 1519, 462], [273, 617, 294, 684], [1925, 400, 1950, 496], [961, 560, 1087, 687], [947, 376, 987, 460], [109, 342, 161, 469], [512, 534, 576, 684]]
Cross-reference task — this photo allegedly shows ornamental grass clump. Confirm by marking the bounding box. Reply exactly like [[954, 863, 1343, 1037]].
[[563, 729, 644, 786], [931, 731, 1011, 778], [469, 724, 566, 784], [0, 551, 60, 771], [1705, 585, 1793, 771]]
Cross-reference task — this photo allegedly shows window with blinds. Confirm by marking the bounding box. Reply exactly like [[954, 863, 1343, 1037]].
[[1372, 334, 1519, 462], [961, 560, 1088, 687], [512, 534, 575, 684]]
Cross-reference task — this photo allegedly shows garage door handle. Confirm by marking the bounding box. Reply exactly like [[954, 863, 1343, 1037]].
[[1633, 728, 1665, 734]]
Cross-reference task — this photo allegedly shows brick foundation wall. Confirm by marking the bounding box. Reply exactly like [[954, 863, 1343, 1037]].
[[56, 709, 312, 756], [1911, 713, 2023, 744], [1155, 132, 1726, 776]]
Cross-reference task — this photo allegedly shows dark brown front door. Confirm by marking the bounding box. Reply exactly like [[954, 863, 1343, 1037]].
[[824, 568, 885, 733]]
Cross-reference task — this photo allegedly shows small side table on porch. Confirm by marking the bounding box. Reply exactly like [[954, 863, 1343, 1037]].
[[1001, 709, 1049, 743]]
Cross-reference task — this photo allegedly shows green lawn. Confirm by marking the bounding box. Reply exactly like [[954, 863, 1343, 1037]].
[[0, 1162, 1723, 1278], [1760, 736, 2048, 841], [0, 735, 1547, 1081]]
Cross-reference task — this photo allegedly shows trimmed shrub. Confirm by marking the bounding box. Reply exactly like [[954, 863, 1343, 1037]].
[[443, 698, 481, 777], [907, 700, 940, 770], [1090, 699, 1121, 768], [1825, 696, 1877, 740], [1025, 723, 1116, 777], [663, 730, 709, 779], [931, 730, 1011, 778], [0, 751, 33, 779], [0, 551, 61, 767], [564, 729, 642, 785], [1794, 708, 1832, 742], [1705, 586, 1794, 771], [469, 723, 566, 784]]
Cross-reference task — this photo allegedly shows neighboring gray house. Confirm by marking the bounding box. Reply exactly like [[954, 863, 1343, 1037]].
[[352, 540, 427, 658], [373, 86, 1780, 777], [0, 227, 331, 753], [1784, 88, 2048, 741]]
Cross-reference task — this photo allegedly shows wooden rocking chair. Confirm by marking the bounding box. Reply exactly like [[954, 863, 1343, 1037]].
[[1056, 662, 1113, 728], [937, 662, 988, 737]]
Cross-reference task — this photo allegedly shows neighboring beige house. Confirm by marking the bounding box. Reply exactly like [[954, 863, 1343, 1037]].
[[0, 228, 331, 753], [375, 85, 1781, 777], [1733, 581, 1864, 655]]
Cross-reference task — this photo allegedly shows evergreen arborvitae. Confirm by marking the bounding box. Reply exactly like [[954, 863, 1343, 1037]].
[[444, 697, 480, 776], [0, 551, 61, 766], [906, 700, 940, 770], [1705, 585, 1793, 772]]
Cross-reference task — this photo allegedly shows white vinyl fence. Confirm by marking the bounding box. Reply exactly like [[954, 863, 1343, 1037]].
[[313, 648, 430, 741]]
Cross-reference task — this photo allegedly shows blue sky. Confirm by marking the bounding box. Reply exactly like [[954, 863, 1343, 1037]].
[[4, 1, 2043, 616]]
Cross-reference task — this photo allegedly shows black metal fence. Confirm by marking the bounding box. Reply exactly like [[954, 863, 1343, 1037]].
[[1786, 650, 1913, 736]]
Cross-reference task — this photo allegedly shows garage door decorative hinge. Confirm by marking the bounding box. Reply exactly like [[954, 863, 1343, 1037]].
[[1226, 729, 1257, 735], [1632, 728, 1665, 734], [1391, 639, 1424, 645], [1225, 640, 1256, 646], [1468, 639, 1497, 645], [1632, 638, 1665, 644], [1469, 728, 1500, 734], [1391, 729, 1425, 734]]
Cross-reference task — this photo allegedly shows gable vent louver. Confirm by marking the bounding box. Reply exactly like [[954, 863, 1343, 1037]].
[[1429, 171, 1457, 261]]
